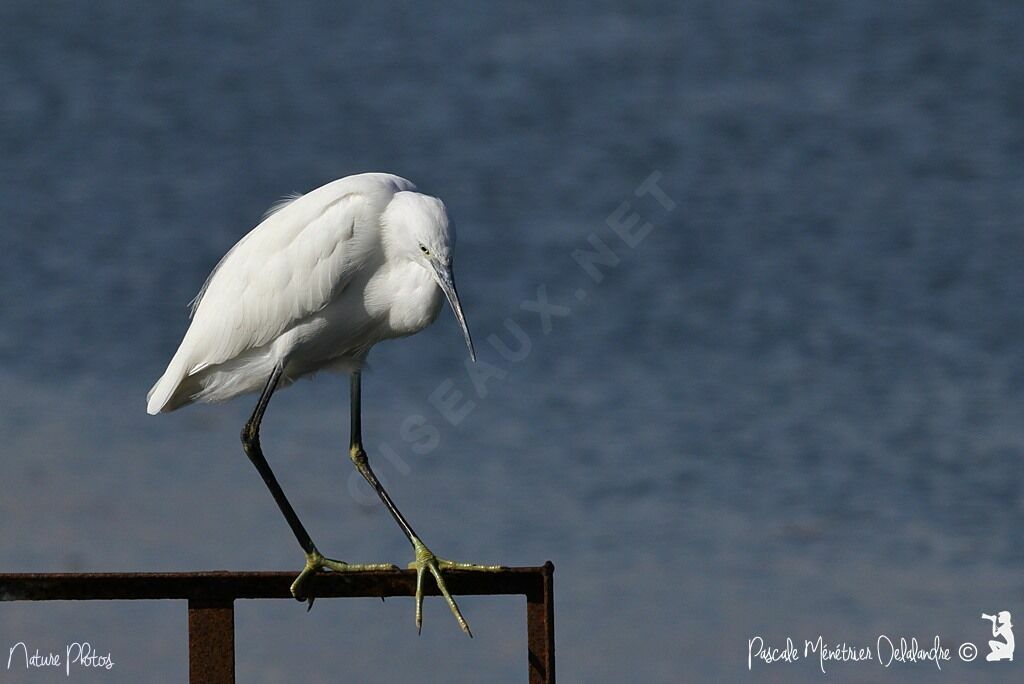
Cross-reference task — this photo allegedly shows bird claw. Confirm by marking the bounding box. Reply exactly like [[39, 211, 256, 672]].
[[408, 538, 504, 637], [289, 550, 398, 610]]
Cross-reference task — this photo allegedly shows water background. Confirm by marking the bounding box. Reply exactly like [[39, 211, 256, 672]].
[[2, 1, 1023, 681]]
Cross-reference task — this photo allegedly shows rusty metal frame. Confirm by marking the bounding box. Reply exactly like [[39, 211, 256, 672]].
[[0, 562, 555, 683]]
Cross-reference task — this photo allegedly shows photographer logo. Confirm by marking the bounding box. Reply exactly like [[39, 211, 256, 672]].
[[981, 611, 1013, 662]]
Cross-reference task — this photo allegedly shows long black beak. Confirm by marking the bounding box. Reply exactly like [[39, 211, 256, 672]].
[[431, 260, 476, 361]]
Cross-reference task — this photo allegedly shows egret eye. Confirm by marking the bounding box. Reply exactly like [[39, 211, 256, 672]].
[[420, 245, 431, 256]]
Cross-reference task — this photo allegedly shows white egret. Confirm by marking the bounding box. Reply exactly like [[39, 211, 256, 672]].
[[147, 172, 500, 635]]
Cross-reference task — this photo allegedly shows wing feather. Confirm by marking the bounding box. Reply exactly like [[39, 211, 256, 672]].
[[176, 173, 415, 374]]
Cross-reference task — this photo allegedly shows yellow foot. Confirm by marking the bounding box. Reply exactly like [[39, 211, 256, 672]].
[[291, 550, 397, 610], [409, 537, 504, 637]]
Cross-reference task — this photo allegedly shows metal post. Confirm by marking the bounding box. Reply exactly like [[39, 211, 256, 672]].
[[526, 561, 555, 684], [188, 598, 235, 684], [0, 564, 553, 683]]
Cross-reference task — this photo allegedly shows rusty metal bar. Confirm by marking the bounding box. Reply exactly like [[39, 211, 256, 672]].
[[188, 598, 234, 684], [527, 562, 555, 684], [0, 564, 554, 683], [0, 566, 546, 601]]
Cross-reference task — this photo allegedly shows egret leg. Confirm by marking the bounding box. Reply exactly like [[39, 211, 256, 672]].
[[347, 370, 503, 636], [242, 365, 396, 608]]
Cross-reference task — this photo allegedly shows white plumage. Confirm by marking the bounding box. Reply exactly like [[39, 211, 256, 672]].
[[147, 172, 472, 414], [147, 172, 494, 635]]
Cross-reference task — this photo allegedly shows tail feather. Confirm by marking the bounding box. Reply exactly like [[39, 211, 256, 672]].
[[147, 358, 191, 414]]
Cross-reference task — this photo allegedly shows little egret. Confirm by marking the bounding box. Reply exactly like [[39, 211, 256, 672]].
[[147, 172, 500, 635]]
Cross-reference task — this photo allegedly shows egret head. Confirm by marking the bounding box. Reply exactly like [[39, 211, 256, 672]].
[[386, 191, 476, 361]]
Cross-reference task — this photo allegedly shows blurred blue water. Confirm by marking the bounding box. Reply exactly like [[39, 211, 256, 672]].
[[2, 1, 1023, 682]]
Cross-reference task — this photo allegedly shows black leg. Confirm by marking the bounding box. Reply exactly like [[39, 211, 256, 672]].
[[241, 364, 318, 557], [348, 369, 419, 544], [345, 369, 503, 635]]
